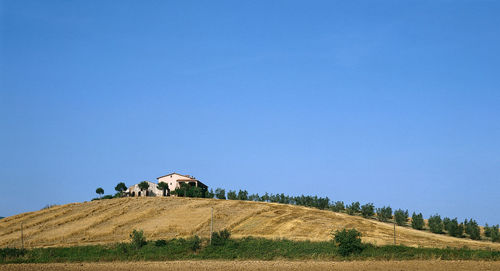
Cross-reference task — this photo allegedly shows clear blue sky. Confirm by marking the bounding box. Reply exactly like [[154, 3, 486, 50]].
[[1, 1, 499, 225]]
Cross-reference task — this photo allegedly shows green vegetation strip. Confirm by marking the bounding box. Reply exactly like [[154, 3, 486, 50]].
[[2, 237, 499, 264]]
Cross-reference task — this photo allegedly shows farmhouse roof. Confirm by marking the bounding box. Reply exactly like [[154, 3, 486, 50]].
[[156, 172, 195, 179]]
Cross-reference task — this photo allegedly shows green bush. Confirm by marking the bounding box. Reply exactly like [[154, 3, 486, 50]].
[[227, 190, 237, 200], [237, 190, 248, 200], [130, 229, 146, 249], [428, 214, 444, 234], [394, 209, 409, 226], [154, 239, 167, 247], [444, 217, 463, 237], [361, 203, 375, 218], [0, 248, 26, 261], [211, 229, 231, 246], [215, 188, 226, 199], [376, 206, 392, 222], [330, 201, 345, 212], [332, 228, 364, 256], [346, 202, 360, 215], [411, 212, 424, 230], [464, 219, 481, 240]]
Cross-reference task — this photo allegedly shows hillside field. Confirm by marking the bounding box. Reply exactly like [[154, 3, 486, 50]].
[[0, 197, 499, 250]]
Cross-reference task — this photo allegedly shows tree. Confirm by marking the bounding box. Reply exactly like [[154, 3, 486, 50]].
[[376, 206, 392, 222], [138, 181, 150, 196], [330, 201, 345, 212], [428, 214, 444, 234], [206, 188, 215, 198], [156, 182, 170, 196], [114, 182, 127, 197], [346, 202, 360, 215], [211, 229, 231, 246], [485, 224, 500, 242], [394, 209, 409, 226], [215, 188, 226, 199], [444, 217, 462, 237], [332, 228, 364, 256], [130, 229, 146, 249], [248, 193, 260, 201], [96, 187, 104, 199], [227, 190, 237, 200], [411, 212, 424, 230], [317, 197, 330, 210], [361, 203, 375, 218], [237, 190, 248, 200], [464, 219, 481, 240]]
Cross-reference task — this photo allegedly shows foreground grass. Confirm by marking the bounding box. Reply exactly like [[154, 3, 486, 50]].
[[1, 237, 499, 264]]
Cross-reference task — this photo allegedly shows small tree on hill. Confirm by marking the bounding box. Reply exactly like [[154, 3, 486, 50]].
[[114, 182, 127, 197], [428, 214, 444, 234], [227, 190, 237, 200], [96, 187, 104, 199], [332, 228, 364, 256], [464, 219, 481, 240], [157, 182, 170, 196], [394, 209, 409, 226], [206, 188, 215, 198], [444, 217, 462, 237], [361, 203, 375, 218], [411, 212, 424, 230], [138, 181, 150, 196], [346, 201, 361, 215], [237, 190, 248, 200], [211, 229, 231, 246], [215, 188, 226, 199], [330, 201, 345, 212], [376, 206, 392, 222], [130, 229, 146, 249]]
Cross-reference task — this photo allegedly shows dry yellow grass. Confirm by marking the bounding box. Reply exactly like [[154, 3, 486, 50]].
[[0, 197, 499, 249]]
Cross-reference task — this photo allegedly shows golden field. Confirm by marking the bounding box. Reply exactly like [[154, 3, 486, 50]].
[[0, 197, 499, 249]]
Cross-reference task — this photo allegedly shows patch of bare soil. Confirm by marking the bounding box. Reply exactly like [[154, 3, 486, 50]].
[[1, 261, 500, 271]]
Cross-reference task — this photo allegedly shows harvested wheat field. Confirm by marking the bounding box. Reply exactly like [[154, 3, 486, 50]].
[[1, 261, 500, 271], [0, 197, 499, 249]]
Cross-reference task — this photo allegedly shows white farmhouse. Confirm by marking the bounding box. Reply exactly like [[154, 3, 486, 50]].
[[127, 172, 208, 197], [157, 172, 208, 193]]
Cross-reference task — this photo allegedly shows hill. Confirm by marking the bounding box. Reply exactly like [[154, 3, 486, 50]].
[[0, 197, 499, 249]]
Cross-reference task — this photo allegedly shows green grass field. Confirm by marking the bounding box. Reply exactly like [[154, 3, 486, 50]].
[[2, 236, 500, 264]]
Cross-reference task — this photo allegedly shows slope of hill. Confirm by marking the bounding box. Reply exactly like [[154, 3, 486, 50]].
[[0, 197, 499, 249]]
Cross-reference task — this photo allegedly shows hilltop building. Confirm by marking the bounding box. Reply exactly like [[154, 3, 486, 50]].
[[126, 172, 208, 197]]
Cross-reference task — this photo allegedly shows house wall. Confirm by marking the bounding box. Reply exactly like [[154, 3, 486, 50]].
[[157, 173, 196, 192], [127, 181, 163, 197]]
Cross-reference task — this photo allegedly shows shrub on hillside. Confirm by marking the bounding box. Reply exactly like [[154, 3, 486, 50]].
[[464, 219, 481, 240], [332, 228, 364, 256], [411, 212, 424, 230], [211, 229, 231, 246], [130, 229, 146, 249], [443, 217, 462, 237], [330, 201, 345, 212], [215, 188, 226, 199], [206, 188, 215, 198], [361, 203, 375, 218], [428, 214, 444, 234], [346, 202, 360, 215], [376, 206, 392, 222], [154, 239, 167, 247], [248, 193, 260, 201], [489, 225, 500, 242], [394, 209, 409, 226], [227, 190, 237, 200], [237, 190, 249, 200]]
